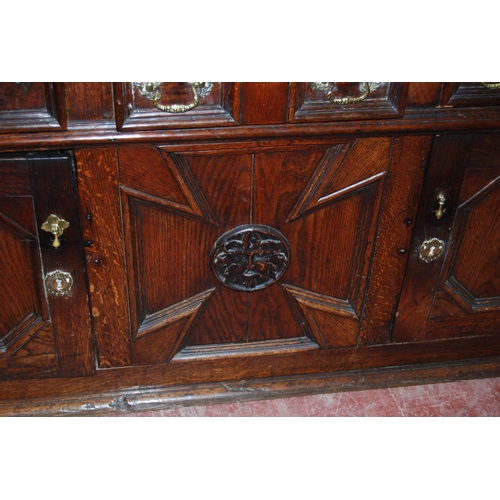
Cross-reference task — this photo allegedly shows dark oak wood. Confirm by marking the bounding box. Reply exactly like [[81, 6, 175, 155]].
[[28, 153, 94, 377], [359, 135, 432, 345], [0, 83, 500, 415], [65, 82, 114, 123], [2, 106, 500, 153], [114, 82, 242, 131], [75, 148, 132, 368], [1, 355, 499, 416], [0, 83, 66, 133], [441, 82, 500, 107], [394, 133, 500, 342], [288, 82, 409, 123], [241, 82, 289, 124]]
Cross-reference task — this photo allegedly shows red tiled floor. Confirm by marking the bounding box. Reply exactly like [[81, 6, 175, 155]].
[[107, 376, 500, 417]]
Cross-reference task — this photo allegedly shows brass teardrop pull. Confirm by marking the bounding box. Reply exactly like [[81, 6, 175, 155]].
[[435, 193, 446, 219], [41, 214, 70, 249]]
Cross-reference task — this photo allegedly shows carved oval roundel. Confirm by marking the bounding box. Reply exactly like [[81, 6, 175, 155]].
[[210, 225, 291, 292]]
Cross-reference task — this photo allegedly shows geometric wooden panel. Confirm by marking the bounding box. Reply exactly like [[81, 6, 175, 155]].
[[0, 209, 48, 355], [442, 174, 500, 313], [287, 139, 389, 222], [283, 284, 359, 349], [85, 139, 394, 368]]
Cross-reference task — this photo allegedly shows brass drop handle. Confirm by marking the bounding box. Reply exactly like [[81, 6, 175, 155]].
[[136, 82, 215, 113], [435, 193, 446, 219], [310, 82, 373, 105], [481, 82, 500, 90], [41, 214, 69, 249], [328, 82, 371, 105]]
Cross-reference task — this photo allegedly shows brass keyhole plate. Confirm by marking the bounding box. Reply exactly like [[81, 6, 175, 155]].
[[419, 238, 445, 263]]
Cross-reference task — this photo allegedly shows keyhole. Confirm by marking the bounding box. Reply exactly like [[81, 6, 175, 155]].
[[55, 278, 64, 290]]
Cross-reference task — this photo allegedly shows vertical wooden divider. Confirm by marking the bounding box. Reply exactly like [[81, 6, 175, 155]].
[[75, 148, 133, 368]]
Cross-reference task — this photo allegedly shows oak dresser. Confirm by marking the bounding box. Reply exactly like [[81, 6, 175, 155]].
[[1, 82, 499, 415]]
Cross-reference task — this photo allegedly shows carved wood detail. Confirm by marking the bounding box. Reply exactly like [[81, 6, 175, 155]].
[[132, 288, 215, 365], [137, 288, 215, 338], [98, 140, 392, 364], [210, 225, 290, 291], [174, 336, 318, 360], [119, 148, 218, 225], [287, 138, 390, 222], [283, 284, 359, 349]]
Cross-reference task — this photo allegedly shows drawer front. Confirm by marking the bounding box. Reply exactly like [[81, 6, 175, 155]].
[[0, 83, 66, 133], [288, 82, 409, 122], [114, 82, 241, 131], [441, 82, 500, 107]]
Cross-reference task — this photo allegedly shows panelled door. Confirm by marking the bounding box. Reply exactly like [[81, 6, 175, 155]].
[[0, 152, 93, 380], [393, 133, 500, 342], [77, 136, 429, 373]]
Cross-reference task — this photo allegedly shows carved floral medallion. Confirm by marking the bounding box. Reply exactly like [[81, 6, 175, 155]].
[[210, 225, 290, 292]]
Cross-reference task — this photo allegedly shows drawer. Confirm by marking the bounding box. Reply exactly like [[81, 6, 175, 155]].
[[0, 83, 66, 133], [441, 82, 500, 107], [114, 82, 242, 131], [288, 82, 409, 123]]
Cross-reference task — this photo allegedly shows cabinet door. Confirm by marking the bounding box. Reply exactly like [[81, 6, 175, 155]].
[[0, 153, 93, 380], [393, 134, 500, 342], [77, 137, 428, 373]]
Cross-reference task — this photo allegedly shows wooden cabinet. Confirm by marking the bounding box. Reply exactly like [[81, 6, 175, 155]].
[[0, 82, 499, 415]]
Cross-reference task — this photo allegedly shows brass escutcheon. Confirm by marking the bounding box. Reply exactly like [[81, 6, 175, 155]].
[[45, 270, 73, 297], [419, 238, 445, 263]]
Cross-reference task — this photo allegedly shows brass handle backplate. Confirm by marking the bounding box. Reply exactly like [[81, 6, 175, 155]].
[[41, 214, 69, 249], [419, 238, 445, 263], [45, 270, 73, 297], [481, 82, 500, 90], [136, 82, 214, 113], [310, 82, 382, 105]]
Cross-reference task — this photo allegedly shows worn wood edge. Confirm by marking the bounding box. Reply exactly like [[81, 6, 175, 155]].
[[1, 356, 499, 416], [1, 110, 500, 153]]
